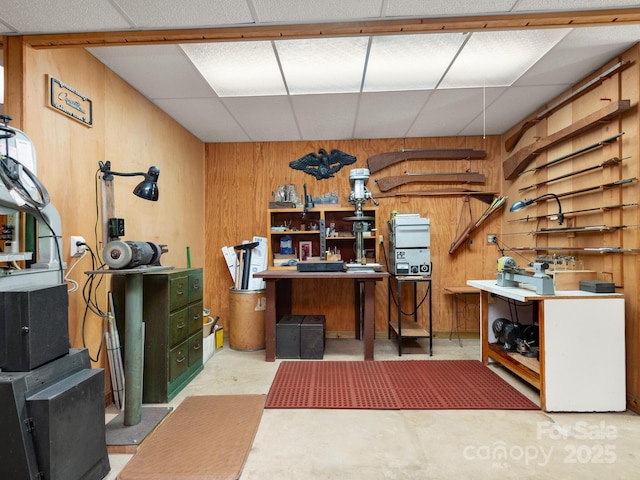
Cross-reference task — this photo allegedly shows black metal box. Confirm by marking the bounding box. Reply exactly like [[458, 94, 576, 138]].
[[301, 315, 325, 359], [579, 280, 615, 293], [276, 315, 303, 359], [0, 349, 110, 480], [0, 284, 70, 372]]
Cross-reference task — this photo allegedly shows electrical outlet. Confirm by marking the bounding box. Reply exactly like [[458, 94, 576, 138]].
[[70, 235, 86, 257], [487, 234, 497, 244], [379, 234, 384, 245]]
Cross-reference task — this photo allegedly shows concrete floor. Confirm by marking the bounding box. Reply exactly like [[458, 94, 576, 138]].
[[105, 336, 640, 479]]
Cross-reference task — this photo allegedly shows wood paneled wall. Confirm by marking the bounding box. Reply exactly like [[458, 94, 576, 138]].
[[204, 137, 502, 337], [6, 42, 205, 372], [500, 45, 640, 412]]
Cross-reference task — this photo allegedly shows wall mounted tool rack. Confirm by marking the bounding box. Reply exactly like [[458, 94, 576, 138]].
[[503, 101, 630, 180]]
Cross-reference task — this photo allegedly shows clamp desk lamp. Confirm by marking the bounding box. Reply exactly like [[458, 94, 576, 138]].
[[98, 160, 159, 245], [510, 193, 564, 225]]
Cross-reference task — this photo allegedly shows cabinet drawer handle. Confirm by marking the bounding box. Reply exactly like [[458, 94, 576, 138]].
[[176, 353, 186, 363], [177, 321, 185, 329], [193, 344, 201, 351]]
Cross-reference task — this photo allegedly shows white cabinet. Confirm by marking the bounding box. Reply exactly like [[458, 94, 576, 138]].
[[468, 279, 625, 412]]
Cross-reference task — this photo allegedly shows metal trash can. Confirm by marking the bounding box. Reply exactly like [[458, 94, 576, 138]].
[[228, 288, 266, 351]]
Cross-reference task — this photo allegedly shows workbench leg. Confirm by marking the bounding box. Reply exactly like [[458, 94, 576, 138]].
[[363, 280, 375, 361], [264, 280, 277, 362]]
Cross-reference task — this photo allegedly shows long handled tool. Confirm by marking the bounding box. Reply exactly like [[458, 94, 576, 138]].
[[106, 292, 125, 410], [375, 172, 486, 192], [508, 202, 638, 222], [518, 156, 627, 192]]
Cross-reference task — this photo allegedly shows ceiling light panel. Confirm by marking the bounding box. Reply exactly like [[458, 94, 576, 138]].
[[275, 37, 369, 94], [439, 29, 571, 89], [181, 42, 286, 97], [364, 33, 467, 92]]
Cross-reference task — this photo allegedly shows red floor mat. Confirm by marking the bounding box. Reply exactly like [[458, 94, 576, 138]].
[[266, 360, 539, 410]]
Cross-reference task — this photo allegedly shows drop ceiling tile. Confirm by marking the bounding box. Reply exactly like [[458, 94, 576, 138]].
[[115, 0, 255, 28], [87, 45, 215, 99], [252, 0, 384, 23], [440, 29, 571, 89], [0, 0, 131, 33], [385, 0, 518, 17], [292, 94, 359, 140], [457, 86, 566, 136], [223, 96, 300, 142], [514, 25, 640, 87], [154, 98, 250, 143], [513, 0, 640, 12], [355, 91, 432, 139], [407, 88, 502, 137]]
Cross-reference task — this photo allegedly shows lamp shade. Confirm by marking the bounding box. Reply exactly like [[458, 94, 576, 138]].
[[509, 199, 534, 212], [509, 193, 564, 225], [133, 166, 160, 201]]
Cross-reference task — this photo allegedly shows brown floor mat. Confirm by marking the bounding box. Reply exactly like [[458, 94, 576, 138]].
[[119, 395, 265, 480], [266, 360, 538, 410]]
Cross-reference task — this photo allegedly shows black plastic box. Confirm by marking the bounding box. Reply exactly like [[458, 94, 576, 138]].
[[301, 315, 326, 359], [276, 315, 302, 358], [579, 280, 615, 293]]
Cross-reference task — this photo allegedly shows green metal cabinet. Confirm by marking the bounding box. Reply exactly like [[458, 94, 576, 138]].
[[112, 268, 203, 403]]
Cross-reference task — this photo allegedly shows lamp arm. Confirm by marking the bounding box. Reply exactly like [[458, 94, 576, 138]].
[[534, 193, 564, 225]]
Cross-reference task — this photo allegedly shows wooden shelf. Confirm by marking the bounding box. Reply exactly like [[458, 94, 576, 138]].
[[487, 343, 540, 389], [389, 321, 430, 338], [267, 206, 379, 269]]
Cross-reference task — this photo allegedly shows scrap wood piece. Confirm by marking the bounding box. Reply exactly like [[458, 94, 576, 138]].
[[504, 60, 632, 152], [503, 100, 631, 180], [375, 172, 486, 192], [367, 148, 486, 174], [449, 195, 507, 254]]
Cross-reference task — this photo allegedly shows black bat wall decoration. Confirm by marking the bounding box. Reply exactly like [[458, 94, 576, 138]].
[[289, 148, 356, 180]]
